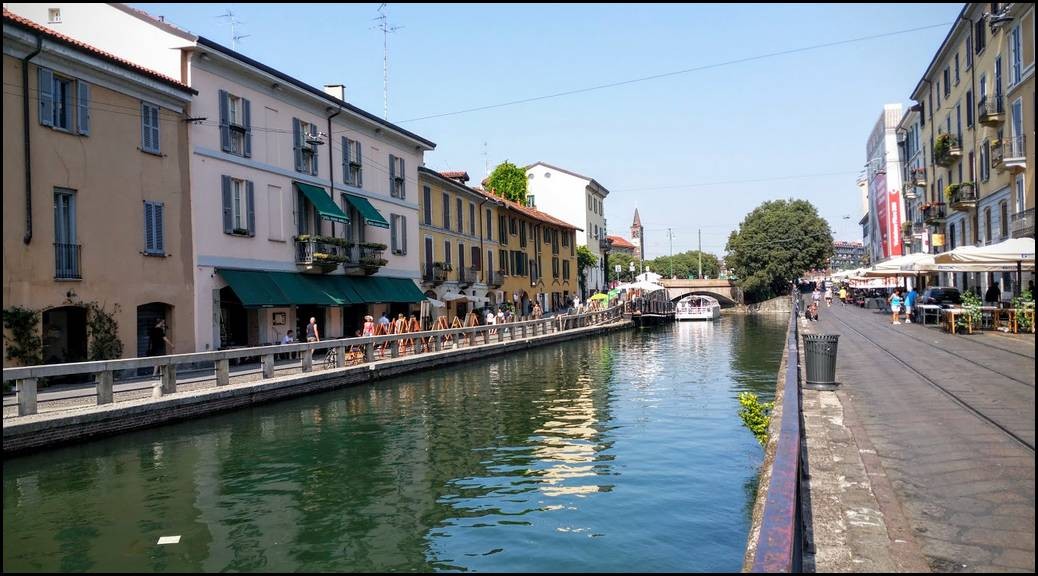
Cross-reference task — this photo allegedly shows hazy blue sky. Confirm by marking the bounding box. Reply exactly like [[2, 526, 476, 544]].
[[135, 3, 961, 258]]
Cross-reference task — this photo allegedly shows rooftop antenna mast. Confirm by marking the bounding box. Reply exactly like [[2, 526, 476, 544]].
[[218, 10, 249, 50], [372, 4, 403, 120]]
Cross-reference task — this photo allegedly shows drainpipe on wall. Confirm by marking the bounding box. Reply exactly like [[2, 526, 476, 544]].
[[22, 34, 43, 244], [478, 197, 488, 284], [327, 106, 342, 238]]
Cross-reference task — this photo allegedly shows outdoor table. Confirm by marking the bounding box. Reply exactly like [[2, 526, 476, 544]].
[[942, 308, 973, 334], [915, 304, 942, 325], [993, 307, 1036, 334]]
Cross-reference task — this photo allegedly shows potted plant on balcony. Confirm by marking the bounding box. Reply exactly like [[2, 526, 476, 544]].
[[359, 256, 388, 274], [943, 183, 960, 203], [901, 221, 913, 237]]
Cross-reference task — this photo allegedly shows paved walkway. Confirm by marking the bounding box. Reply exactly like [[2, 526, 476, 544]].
[[804, 302, 1034, 573]]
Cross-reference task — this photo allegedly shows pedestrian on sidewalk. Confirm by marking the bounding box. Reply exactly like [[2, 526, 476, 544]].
[[888, 288, 903, 325], [904, 286, 918, 323], [838, 285, 848, 306], [148, 318, 174, 376]]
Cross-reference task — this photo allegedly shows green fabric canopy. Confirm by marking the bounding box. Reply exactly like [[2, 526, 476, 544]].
[[218, 269, 424, 307], [343, 194, 390, 229], [295, 182, 348, 224]]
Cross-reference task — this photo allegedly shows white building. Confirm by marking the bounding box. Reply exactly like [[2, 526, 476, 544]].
[[524, 162, 610, 296], [864, 104, 907, 263], [7, 3, 435, 350]]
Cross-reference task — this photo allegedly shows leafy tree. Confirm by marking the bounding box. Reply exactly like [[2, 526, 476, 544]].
[[3, 306, 42, 366], [725, 199, 832, 303], [609, 252, 640, 282], [485, 161, 527, 204], [577, 245, 598, 295], [648, 250, 720, 279]]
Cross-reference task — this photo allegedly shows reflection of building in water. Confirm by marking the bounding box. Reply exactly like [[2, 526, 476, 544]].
[[531, 372, 606, 497]]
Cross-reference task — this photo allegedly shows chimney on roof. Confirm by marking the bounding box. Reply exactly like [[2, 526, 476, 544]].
[[324, 84, 346, 102]]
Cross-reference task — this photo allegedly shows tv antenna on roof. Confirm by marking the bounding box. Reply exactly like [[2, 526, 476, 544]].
[[218, 10, 249, 51], [372, 3, 403, 120]]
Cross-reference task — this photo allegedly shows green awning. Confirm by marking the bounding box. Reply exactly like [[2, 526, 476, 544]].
[[343, 194, 390, 229], [295, 182, 348, 224], [218, 270, 423, 306]]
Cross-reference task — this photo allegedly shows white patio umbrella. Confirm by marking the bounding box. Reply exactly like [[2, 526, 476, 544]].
[[934, 238, 1035, 295]]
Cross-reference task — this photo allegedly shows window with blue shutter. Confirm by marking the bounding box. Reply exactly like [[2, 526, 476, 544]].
[[391, 214, 399, 253], [221, 91, 251, 157], [38, 67, 54, 127], [141, 102, 160, 153], [389, 154, 397, 197], [76, 81, 90, 135], [241, 98, 251, 158], [222, 175, 233, 234], [401, 214, 407, 255], [144, 201, 165, 255], [246, 180, 255, 237], [219, 90, 231, 152], [293, 118, 304, 172]]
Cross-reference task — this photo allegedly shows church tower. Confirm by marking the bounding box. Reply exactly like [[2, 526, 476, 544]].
[[631, 209, 644, 261]]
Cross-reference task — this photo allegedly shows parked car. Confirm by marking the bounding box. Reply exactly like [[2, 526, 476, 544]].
[[919, 286, 962, 307]]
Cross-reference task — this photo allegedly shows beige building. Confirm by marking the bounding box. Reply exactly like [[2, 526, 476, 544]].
[[910, 2, 1034, 294], [2, 10, 196, 364]]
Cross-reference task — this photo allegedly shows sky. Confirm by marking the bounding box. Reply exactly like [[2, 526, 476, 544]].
[[134, 2, 962, 258]]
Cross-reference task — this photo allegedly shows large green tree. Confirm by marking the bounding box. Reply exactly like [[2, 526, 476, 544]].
[[725, 199, 832, 302], [648, 250, 720, 280], [485, 161, 527, 204], [576, 245, 598, 295], [608, 252, 640, 282]]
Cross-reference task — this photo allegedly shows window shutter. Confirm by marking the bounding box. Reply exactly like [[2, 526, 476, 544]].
[[342, 137, 349, 183], [401, 215, 408, 255], [391, 214, 399, 252], [77, 81, 90, 135], [246, 180, 255, 236], [389, 154, 397, 197], [145, 202, 155, 252], [219, 90, 230, 152], [222, 175, 233, 233], [242, 98, 252, 157], [310, 125, 319, 175], [154, 202, 164, 253], [293, 118, 303, 172], [398, 157, 405, 199], [472, 246, 480, 270], [141, 102, 150, 150], [356, 142, 363, 188], [38, 68, 54, 127]]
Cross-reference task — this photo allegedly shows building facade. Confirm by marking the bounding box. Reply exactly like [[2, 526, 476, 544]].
[[897, 107, 932, 255], [3, 10, 196, 364], [524, 162, 610, 296], [830, 241, 865, 270], [606, 235, 637, 256], [909, 2, 1033, 294], [864, 103, 907, 263]]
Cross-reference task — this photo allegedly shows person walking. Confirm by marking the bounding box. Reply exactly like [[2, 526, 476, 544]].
[[888, 288, 903, 325], [985, 282, 1001, 306], [306, 317, 320, 342], [838, 285, 848, 306], [148, 318, 173, 376], [904, 286, 918, 323], [378, 312, 391, 329], [824, 286, 833, 307], [362, 315, 375, 337]]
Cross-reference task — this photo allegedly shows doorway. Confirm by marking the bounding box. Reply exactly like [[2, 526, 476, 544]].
[[42, 306, 87, 364]]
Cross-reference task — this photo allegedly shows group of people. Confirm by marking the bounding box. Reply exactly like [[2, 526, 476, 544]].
[[887, 286, 918, 325]]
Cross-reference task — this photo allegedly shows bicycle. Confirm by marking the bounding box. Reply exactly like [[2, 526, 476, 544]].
[[323, 347, 338, 369]]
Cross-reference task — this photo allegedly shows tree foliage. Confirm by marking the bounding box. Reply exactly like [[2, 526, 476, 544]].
[[725, 199, 833, 303], [3, 306, 42, 366], [609, 252, 640, 282], [576, 245, 598, 294], [86, 301, 123, 361], [485, 161, 528, 204], [648, 250, 720, 280]]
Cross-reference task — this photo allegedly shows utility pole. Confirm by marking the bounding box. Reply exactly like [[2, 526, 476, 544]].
[[372, 4, 402, 120], [698, 228, 702, 279]]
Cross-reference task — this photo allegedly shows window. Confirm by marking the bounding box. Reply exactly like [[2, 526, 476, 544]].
[[936, 80, 941, 108], [563, 260, 570, 280], [499, 249, 508, 274], [342, 137, 363, 187], [445, 240, 452, 266], [1000, 201, 1009, 238], [37, 68, 89, 134], [487, 250, 493, 274], [293, 118, 319, 175], [980, 141, 990, 181], [968, 151, 975, 181], [54, 188, 78, 279], [510, 217, 518, 236], [1008, 25, 1022, 85], [949, 223, 957, 249], [471, 246, 481, 270], [456, 197, 463, 233], [587, 194, 592, 210], [974, 18, 986, 54], [219, 90, 251, 157], [442, 193, 450, 229], [390, 214, 407, 255], [942, 67, 950, 97], [458, 242, 465, 272], [498, 215, 507, 243], [966, 91, 974, 127], [562, 230, 569, 247], [144, 201, 165, 255], [527, 194, 535, 207], [486, 209, 493, 239], [423, 186, 432, 225], [48, 8, 61, 23], [954, 53, 960, 85], [570, 232, 575, 256], [389, 154, 405, 198], [984, 207, 992, 244], [552, 257, 560, 279], [519, 220, 527, 248], [469, 203, 476, 236], [222, 176, 254, 236], [141, 102, 160, 153], [1016, 175, 1026, 214]]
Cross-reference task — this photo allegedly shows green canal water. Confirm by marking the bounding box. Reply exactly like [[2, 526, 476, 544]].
[[3, 316, 787, 572]]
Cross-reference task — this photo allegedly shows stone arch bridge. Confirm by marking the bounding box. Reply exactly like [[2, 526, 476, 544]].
[[658, 279, 743, 306]]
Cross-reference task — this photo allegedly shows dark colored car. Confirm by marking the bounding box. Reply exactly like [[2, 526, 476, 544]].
[[920, 286, 962, 307]]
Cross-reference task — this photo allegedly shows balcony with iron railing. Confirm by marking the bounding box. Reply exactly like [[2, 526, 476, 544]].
[[1010, 208, 1034, 239], [909, 166, 927, 189], [946, 182, 978, 212], [423, 264, 449, 285], [922, 202, 947, 225], [1002, 135, 1027, 172], [934, 133, 962, 167], [54, 243, 81, 280], [978, 95, 1005, 126], [488, 270, 504, 288], [457, 266, 476, 288], [295, 236, 349, 272], [344, 243, 387, 276]]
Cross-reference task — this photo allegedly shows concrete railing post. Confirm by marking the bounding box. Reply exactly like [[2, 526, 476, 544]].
[[365, 341, 375, 362], [434, 335, 442, 352], [154, 364, 176, 397], [96, 370, 114, 405], [262, 354, 275, 379], [336, 345, 347, 367], [16, 378, 37, 416], [497, 326, 504, 342], [511, 324, 517, 340], [483, 328, 490, 345], [302, 348, 313, 372], [522, 325, 527, 338], [390, 340, 400, 358], [216, 359, 230, 386]]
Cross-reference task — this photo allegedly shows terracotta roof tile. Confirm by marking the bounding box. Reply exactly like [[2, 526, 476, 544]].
[[607, 235, 636, 249]]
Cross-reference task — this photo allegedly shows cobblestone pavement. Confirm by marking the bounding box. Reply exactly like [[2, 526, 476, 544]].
[[805, 302, 1034, 573]]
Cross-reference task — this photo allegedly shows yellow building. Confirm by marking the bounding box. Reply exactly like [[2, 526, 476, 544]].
[[2, 11, 196, 364], [910, 2, 1033, 293], [417, 168, 580, 321]]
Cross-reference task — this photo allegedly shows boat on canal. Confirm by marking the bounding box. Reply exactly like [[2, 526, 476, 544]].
[[675, 295, 721, 321]]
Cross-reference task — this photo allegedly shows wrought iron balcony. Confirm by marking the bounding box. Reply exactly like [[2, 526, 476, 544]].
[[1010, 208, 1034, 239], [910, 167, 927, 188], [948, 182, 978, 212], [423, 265, 448, 285], [54, 242, 81, 279], [295, 237, 348, 272], [488, 270, 505, 288], [935, 134, 961, 167], [345, 243, 387, 276], [457, 266, 477, 288], [922, 203, 947, 225], [1002, 135, 1027, 172], [978, 95, 1005, 126], [991, 139, 1004, 169]]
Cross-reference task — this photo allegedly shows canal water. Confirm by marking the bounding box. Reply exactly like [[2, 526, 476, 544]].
[[3, 316, 787, 572]]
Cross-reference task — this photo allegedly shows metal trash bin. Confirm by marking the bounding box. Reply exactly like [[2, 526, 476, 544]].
[[804, 334, 839, 390]]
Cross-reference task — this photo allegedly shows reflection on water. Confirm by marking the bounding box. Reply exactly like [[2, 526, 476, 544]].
[[4, 316, 786, 572]]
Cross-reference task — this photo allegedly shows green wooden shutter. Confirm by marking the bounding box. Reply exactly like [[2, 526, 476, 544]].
[[38, 67, 54, 127], [76, 80, 90, 135], [242, 98, 252, 157], [219, 90, 230, 151], [246, 180, 255, 237], [222, 176, 233, 233]]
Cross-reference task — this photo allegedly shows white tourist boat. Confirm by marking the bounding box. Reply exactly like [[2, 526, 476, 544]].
[[675, 295, 721, 321]]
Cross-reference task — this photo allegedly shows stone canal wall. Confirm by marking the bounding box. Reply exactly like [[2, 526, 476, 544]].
[[3, 320, 632, 454]]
